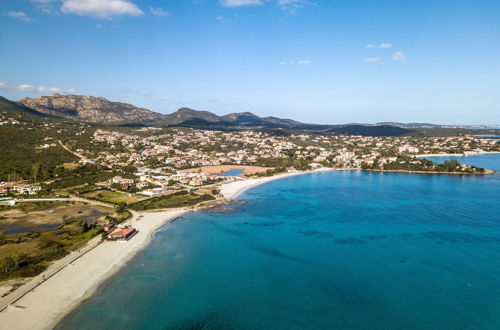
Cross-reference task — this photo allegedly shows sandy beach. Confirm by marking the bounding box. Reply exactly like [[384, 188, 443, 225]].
[[0, 169, 334, 330], [0, 209, 186, 330], [180, 164, 272, 175], [220, 168, 338, 200]]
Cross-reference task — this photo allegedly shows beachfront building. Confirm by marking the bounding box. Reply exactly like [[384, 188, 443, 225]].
[[108, 227, 137, 240]]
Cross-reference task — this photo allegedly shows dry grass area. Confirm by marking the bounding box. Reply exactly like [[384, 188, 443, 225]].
[[0, 202, 111, 234], [81, 189, 147, 204], [61, 162, 80, 170], [180, 165, 272, 176]]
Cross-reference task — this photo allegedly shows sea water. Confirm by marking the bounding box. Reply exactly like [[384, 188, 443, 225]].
[[59, 159, 500, 330], [426, 153, 500, 172]]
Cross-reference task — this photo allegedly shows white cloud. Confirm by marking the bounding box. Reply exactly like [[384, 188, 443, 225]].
[[7, 11, 33, 22], [364, 43, 373, 48], [0, 81, 75, 93], [392, 51, 406, 61], [15, 84, 76, 93], [31, 0, 59, 14], [220, 0, 263, 7], [277, 0, 316, 14], [150, 7, 168, 16], [60, 0, 144, 19], [379, 43, 392, 49], [364, 57, 380, 63], [279, 60, 311, 65]]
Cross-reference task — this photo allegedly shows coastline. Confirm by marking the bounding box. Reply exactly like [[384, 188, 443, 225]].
[[0, 165, 496, 329], [365, 169, 496, 175], [0, 209, 186, 330], [220, 167, 341, 200], [0, 169, 331, 330], [415, 151, 500, 158]]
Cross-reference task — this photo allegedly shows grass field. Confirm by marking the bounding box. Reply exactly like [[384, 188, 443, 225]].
[[128, 191, 215, 211], [0, 201, 114, 283], [81, 189, 146, 204], [0, 202, 112, 235]]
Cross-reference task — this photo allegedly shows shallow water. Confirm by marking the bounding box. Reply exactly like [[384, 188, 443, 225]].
[[3, 222, 61, 235], [59, 160, 500, 330]]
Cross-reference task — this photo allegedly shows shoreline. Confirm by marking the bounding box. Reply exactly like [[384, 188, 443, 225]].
[[0, 209, 187, 330], [0, 165, 495, 329], [220, 167, 343, 200], [415, 151, 500, 158], [364, 169, 496, 175], [0, 169, 331, 330]]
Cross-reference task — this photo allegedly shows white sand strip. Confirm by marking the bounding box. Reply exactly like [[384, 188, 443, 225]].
[[0, 168, 337, 330], [0, 210, 186, 330]]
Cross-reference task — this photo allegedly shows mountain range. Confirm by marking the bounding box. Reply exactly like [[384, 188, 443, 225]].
[[3, 93, 494, 136]]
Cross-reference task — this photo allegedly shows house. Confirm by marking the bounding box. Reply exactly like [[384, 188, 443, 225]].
[[139, 186, 169, 197], [13, 184, 41, 195], [108, 227, 136, 240]]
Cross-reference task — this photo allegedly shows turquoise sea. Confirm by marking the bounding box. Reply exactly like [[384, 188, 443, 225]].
[[59, 156, 500, 330], [426, 153, 500, 172]]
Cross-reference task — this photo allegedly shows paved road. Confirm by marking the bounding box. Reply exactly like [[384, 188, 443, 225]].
[[15, 198, 70, 202]]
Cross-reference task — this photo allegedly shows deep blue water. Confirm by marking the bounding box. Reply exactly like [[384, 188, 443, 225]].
[[219, 169, 244, 176], [59, 161, 500, 330]]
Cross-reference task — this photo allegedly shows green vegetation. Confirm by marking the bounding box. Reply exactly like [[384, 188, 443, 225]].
[[48, 164, 116, 190], [0, 225, 101, 281], [128, 191, 215, 211], [361, 156, 486, 174], [0, 201, 116, 281], [0, 124, 78, 181], [81, 189, 145, 204]]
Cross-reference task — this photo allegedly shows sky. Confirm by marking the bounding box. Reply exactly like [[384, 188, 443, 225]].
[[1, 0, 499, 125]]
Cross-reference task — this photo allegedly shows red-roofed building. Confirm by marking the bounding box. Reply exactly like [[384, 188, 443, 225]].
[[108, 227, 136, 240]]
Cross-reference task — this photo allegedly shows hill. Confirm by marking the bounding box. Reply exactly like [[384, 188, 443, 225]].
[[1, 94, 418, 136], [0, 96, 51, 118], [19, 94, 163, 125]]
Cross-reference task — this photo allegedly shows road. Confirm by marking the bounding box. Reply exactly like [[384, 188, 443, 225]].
[[57, 140, 88, 161]]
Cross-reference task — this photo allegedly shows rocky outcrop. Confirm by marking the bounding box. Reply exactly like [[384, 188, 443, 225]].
[[19, 94, 163, 125]]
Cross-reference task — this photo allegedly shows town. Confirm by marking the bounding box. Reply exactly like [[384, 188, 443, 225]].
[[1, 121, 499, 199]]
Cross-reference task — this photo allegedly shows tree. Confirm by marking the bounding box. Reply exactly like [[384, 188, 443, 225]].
[[116, 201, 127, 213], [0, 257, 17, 278], [32, 162, 41, 183]]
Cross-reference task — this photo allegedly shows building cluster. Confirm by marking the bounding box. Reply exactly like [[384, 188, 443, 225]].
[[1, 123, 499, 197], [0, 182, 41, 195], [87, 129, 500, 174]]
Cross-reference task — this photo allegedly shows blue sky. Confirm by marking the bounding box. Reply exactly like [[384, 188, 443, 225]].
[[1, 0, 499, 124]]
